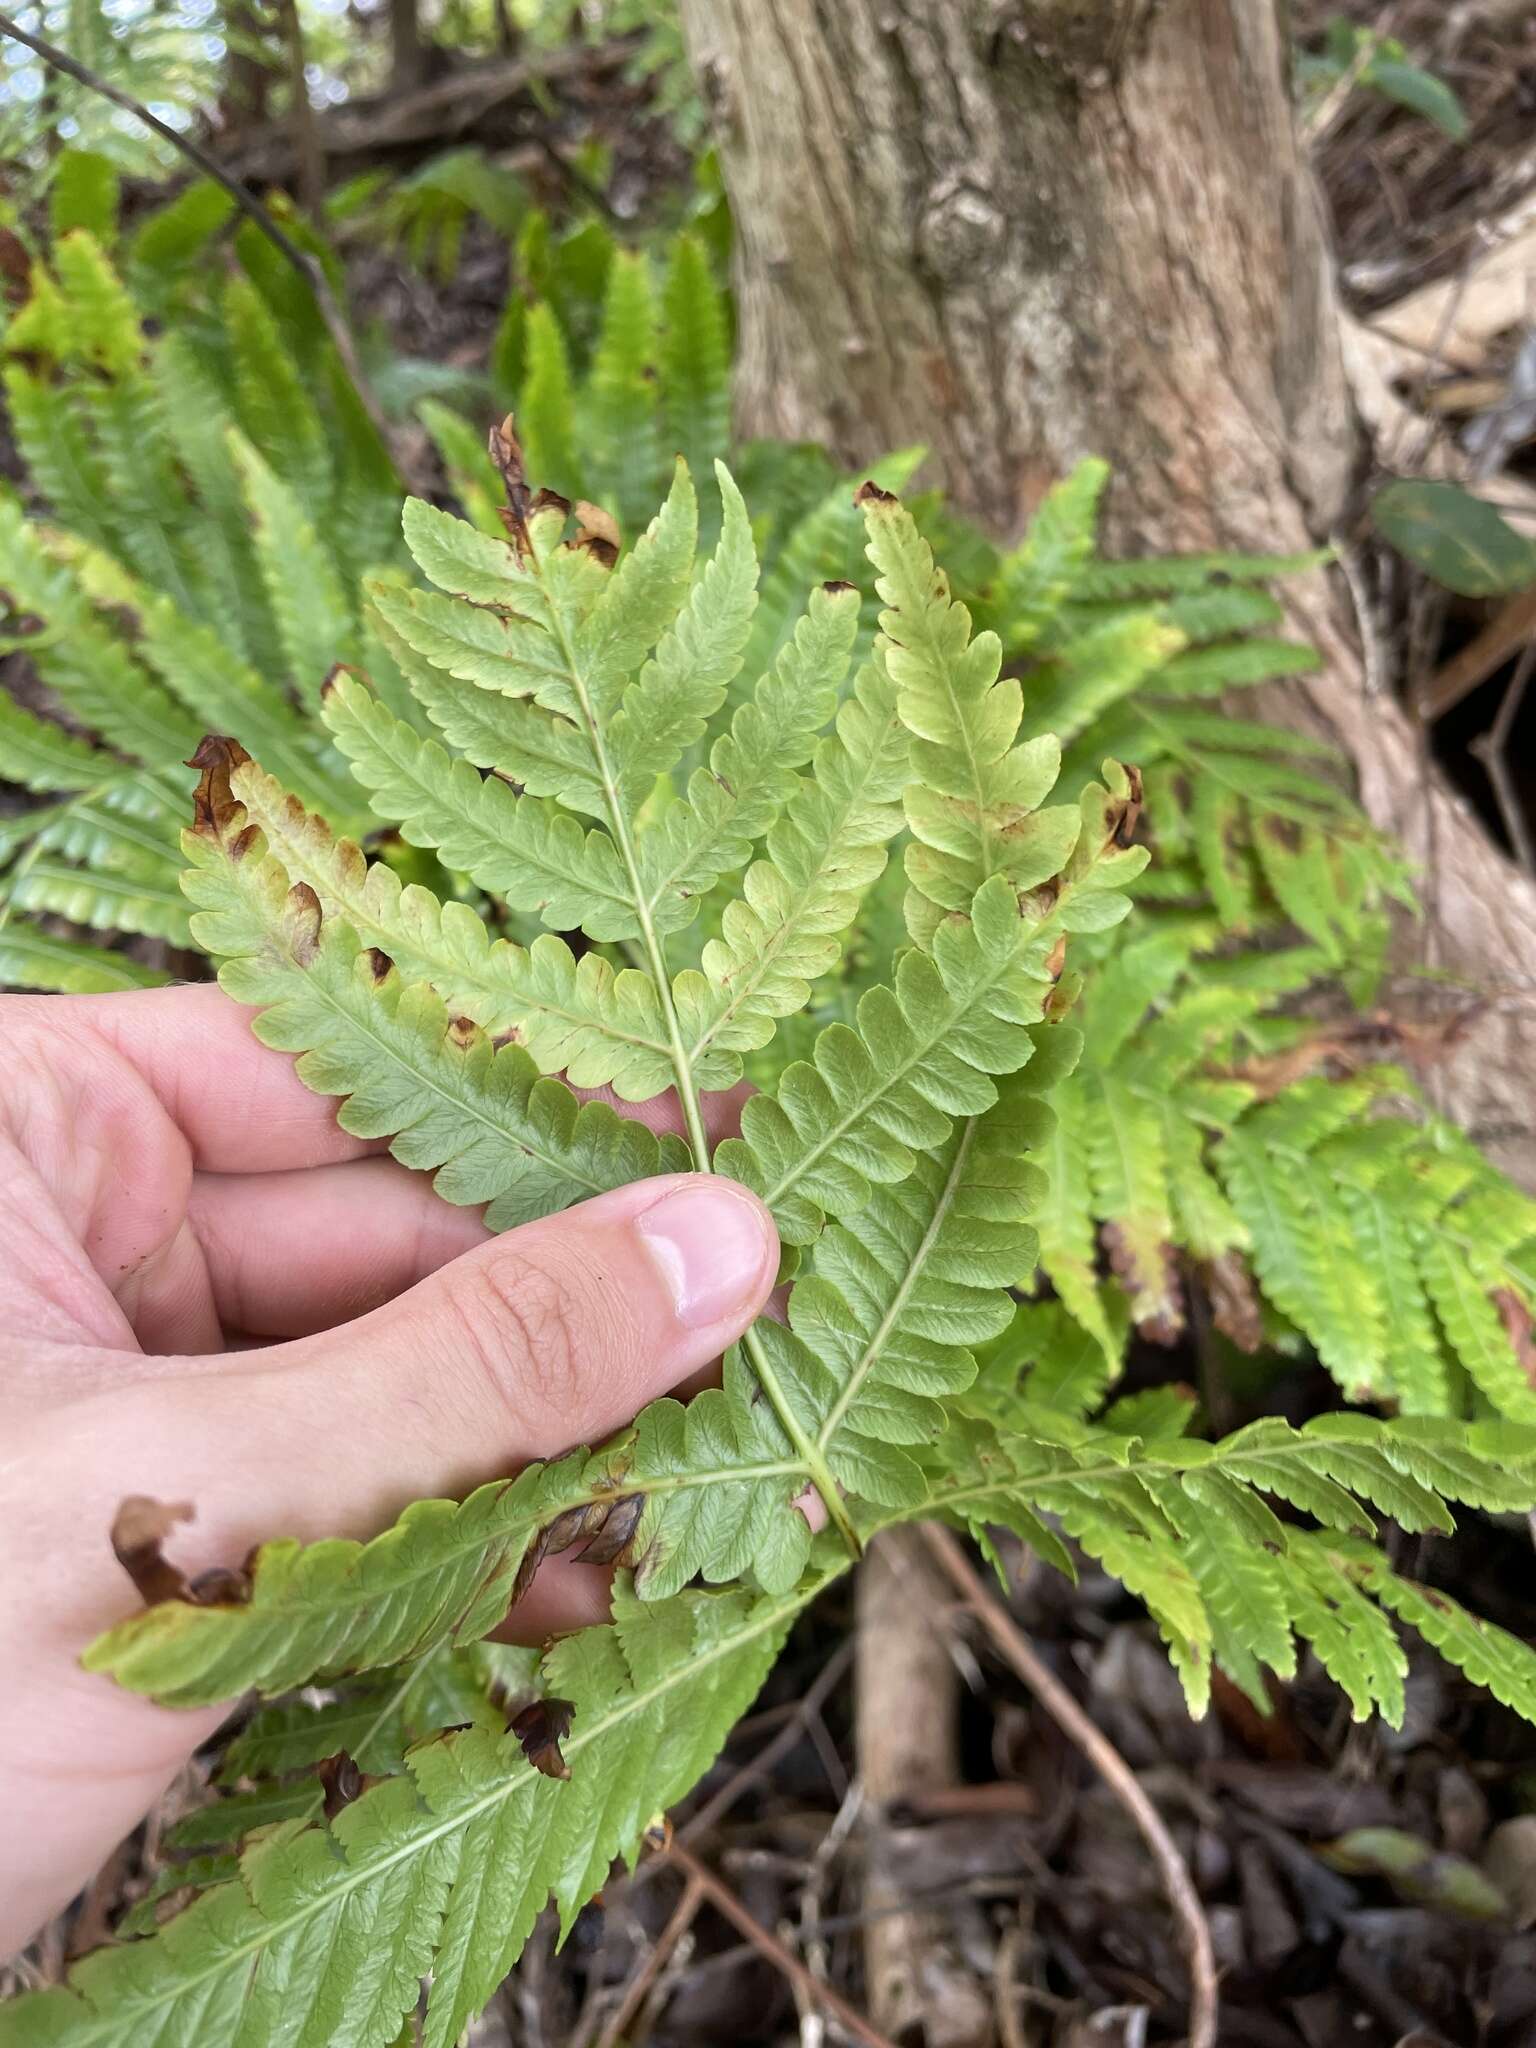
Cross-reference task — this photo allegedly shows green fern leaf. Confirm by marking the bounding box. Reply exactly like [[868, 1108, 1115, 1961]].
[[1341, 1543, 1536, 1719], [657, 233, 730, 501], [230, 431, 355, 706], [985, 459, 1107, 652], [19, 1579, 808, 2048], [0, 692, 121, 793], [321, 676, 640, 940], [520, 300, 580, 498], [227, 760, 687, 1098], [0, 918, 171, 992], [182, 745, 688, 1229]]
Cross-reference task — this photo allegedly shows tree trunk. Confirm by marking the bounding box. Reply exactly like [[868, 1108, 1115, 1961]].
[[679, 0, 1536, 1184], [219, 1, 272, 134], [389, 0, 428, 94], [275, 0, 325, 224]]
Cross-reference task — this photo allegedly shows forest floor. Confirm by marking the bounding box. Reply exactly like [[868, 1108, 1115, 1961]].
[[8, 4, 1536, 2044]]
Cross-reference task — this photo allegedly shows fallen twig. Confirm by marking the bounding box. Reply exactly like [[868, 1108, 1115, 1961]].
[[0, 8, 430, 498], [663, 1836, 900, 2048], [1470, 640, 1536, 880], [1419, 584, 1536, 721], [681, 1639, 853, 1842], [919, 1523, 1219, 2048], [593, 1872, 704, 2048]]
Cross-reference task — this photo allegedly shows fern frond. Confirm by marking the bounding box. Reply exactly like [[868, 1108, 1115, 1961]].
[[182, 742, 689, 1229], [0, 691, 121, 793], [606, 462, 759, 796], [585, 250, 662, 536], [0, 500, 197, 763], [20, 1578, 809, 2048], [230, 431, 355, 706], [633, 571, 856, 919], [657, 233, 730, 508], [863, 487, 1081, 946], [519, 299, 580, 498], [1335, 1538, 1536, 1719], [985, 459, 1108, 651], [719, 788, 1140, 1246], [321, 676, 640, 939], [676, 652, 909, 1066], [0, 918, 171, 992], [5, 857, 194, 944], [228, 760, 688, 1099]]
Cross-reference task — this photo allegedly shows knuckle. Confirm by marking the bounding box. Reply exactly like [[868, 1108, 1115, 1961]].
[[438, 1245, 587, 1431]]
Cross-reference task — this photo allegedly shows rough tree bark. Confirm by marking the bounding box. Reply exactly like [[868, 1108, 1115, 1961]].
[[678, 0, 1536, 1183]]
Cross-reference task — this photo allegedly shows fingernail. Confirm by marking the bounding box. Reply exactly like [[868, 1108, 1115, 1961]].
[[636, 1179, 777, 1330]]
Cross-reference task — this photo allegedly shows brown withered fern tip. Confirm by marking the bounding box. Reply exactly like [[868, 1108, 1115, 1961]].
[[570, 500, 621, 568], [488, 414, 534, 554], [318, 1751, 367, 1821], [187, 735, 253, 844], [853, 480, 896, 506], [109, 1496, 253, 1610], [508, 1492, 647, 1608], [508, 1697, 575, 1781], [1107, 763, 1144, 850]]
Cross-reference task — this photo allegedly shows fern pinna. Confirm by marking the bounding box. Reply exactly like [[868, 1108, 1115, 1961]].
[[8, 441, 1536, 2048]]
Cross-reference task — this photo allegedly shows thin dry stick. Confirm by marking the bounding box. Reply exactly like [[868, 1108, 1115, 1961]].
[[0, 7, 426, 494], [919, 1523, 1219, 2048], [593, 1874, 704, 2048], [681, 1639, 854, 1842], [1470, 640, 1536, 880], [664, 1837, 899, 2048]]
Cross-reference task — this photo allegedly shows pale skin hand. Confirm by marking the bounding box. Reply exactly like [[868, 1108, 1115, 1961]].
[[0, 983, 779, 1958]]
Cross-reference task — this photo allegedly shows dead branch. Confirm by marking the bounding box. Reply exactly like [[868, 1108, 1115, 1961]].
[[219, 40, 633, 180]]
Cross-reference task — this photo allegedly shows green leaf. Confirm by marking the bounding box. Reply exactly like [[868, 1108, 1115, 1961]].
[[182, 752, 689, 1232], [1372, 481, 1536, 598], [24, 1581, 808, 2048], [1368, 57, 1469, 139]]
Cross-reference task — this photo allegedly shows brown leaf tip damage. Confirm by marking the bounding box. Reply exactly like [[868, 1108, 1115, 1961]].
[[855, 480, 898, 507], [570, 500, 621, 569], [489, 414, 534, 555], [509, 1697, 575, 1780], [363, 947, 394, 986], [318, 1750, 366, 1820], [509, 1492, 647, 1608], [822, 579, 858, 595], [1107, 763, 1144, 849], [321, 662, 368, 702], [111, 1496, 194, 1608], [286, 883, 323, 967], [109, 1496, 254, 1611], [187, 736, 253, 843]]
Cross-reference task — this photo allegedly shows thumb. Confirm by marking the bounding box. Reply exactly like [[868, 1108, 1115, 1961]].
[[263, 1170, 779, 1501]]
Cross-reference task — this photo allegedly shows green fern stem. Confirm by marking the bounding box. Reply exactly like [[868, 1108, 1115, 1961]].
[[541, 577, 863, 1559]]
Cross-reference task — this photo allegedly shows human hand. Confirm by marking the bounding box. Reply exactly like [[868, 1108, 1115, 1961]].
[[0, 983, 778, 1956]]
